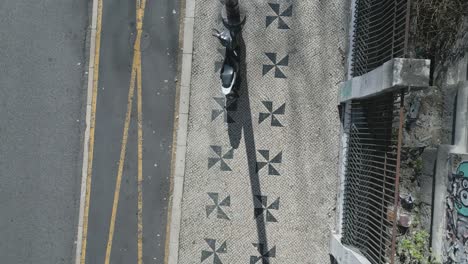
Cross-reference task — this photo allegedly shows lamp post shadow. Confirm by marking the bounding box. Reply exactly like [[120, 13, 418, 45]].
[[226, 31, 270, 250]]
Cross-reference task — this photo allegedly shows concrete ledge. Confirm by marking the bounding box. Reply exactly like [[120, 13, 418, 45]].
[[454, 81, 468, 153], [431, 145, 453, 261], [329, 234, 371, 264], [339, 58, 431, 103]]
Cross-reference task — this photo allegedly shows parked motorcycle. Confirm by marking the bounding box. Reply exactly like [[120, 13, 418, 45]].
[[213, 27, 240, 106]]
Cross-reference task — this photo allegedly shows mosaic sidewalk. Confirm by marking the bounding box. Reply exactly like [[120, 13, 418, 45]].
[[177, 0, 348, 262]]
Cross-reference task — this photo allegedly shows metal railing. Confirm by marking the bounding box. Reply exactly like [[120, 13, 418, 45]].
[[351, 0, 411, 77], [341, 92, 404, 264]]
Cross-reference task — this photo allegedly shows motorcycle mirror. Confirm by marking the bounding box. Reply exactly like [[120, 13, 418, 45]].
[[212, 28, 221, 37]]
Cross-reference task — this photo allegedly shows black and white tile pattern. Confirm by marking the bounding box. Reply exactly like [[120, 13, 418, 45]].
[[259, 101, 286, 127], [206, 193, 231, 220], [250, 243, 277, 264], [177, 0, 347, 262], [211, 97, 238, 123], [262, 52, 289, 79], [256, 150, 283, 176], [201, 239, 227, 264], [266, 3, 293, 29], [208, 146, 234, 171], [254, 195, 280, 223]]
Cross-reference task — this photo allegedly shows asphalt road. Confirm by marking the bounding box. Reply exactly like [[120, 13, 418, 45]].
[[85, 0, 179, 263], [0, 0, 88, 263], [0, 0, 179, 263]]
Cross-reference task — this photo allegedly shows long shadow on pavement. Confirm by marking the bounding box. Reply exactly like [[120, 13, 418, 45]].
[[227, 32, 270, 255]]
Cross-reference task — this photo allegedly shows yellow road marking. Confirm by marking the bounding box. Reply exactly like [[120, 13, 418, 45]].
[[136, 41, 144, 264], [80, 0, 103, 262], [136, 65, 144, 264], [103, 1, 147, 263], [136, 1, 146, 264], [104, 54, 137, 264]]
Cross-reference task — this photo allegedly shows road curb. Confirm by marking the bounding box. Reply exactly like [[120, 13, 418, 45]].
[[74, 0, 99, 262], [167, 0, 195, 263]]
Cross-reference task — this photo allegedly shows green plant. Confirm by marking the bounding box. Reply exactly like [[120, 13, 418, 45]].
[[411, 213, 420, 228], [414, 158, 423, 175], [398, 230, 431, 263]]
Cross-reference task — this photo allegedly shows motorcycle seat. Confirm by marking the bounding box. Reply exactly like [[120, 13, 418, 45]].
[[221, 64, 235, 87]]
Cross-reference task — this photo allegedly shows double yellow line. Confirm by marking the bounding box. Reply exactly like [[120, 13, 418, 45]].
[[80, 0, 147, 263]]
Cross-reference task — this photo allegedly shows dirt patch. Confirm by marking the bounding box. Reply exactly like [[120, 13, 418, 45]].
[[395, 88, 446, 263]]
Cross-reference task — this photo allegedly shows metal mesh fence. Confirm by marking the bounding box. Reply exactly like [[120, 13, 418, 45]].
[[351, 0, 411, 77], [341, 92, 404, 264]]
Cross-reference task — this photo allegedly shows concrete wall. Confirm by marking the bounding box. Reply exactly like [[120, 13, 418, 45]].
[[432, 82, 468, 262], [329, 234, 371, 264], [433, 152, 468, 263], [338, 58, 431, 103]]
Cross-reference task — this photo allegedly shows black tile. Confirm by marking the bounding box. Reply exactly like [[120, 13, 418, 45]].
[[258, 112, 270, 124], [262, 64, 275, 76], [258, 149, 270, 160], [268, 3, 280, 15], [208, 158, 221, 170], [268, 198, 280, 210], [276, 55, 289, 66], [274, 67, 287, 79], [216, 242, 227, 253], [273, 103, 286, 115], [222, 148, 234, 159], [256, 162, 268, 173], [212, 109, 224, 121], [270, 152, 282, 164], [265, 52, 277, 63], [277, 17, 289, 29], [262, 101, 273, 112], [220, 160, 231, 172], [211, 145, 222, 156], [268, 164, 280, 176], [266, 16, 277, 28], [270, 114, 283, 127], [265, 211, 277, 222], [281, 5, 293, 17]]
